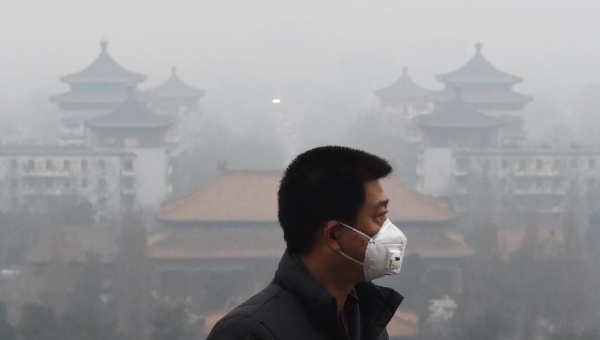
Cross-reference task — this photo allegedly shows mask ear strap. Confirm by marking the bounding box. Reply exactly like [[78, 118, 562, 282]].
[[338, 221, 373, 241], [338, 250, 364, 266]]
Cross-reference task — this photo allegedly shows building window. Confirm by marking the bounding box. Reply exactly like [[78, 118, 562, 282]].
[[483, 159, 490, 172], [27, 160, 35, 172], [122, 195, 135, 209], [46, 159, 53, 170], [455, 158, 466, 171], [98, 159, 106, 170], [45, 178, 53, 189], [98, 197, 107, 207], [10, 159, 18, 171], [501, 159, 509, 169], [124, 138, 139, 148], [122, 177, 134, 190], [572, 159, 578, 169], [536, 159, 543, 170], [63, 159, 70, 170], [590, 159, 596, 169], [589, 178, 596, 188], [535, 179, 543, 190], [553, 159, 560, 170], [123, 159, 134, 172], [500, 177, 508, 189], [553, 178, 561, 190], [98, 178, 107, 193], [81, 160, 88, 171], [103, 137, 117, 146], [11, 179, 17, 188], [81, 178, 88, 189], [64, 180, 71, 190], [519, 159, 526, 171]]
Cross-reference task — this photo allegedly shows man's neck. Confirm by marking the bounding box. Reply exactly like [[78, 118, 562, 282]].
[[299, 252, 355, 313]]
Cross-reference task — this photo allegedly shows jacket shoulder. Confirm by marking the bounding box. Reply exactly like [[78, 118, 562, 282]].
[[206, 315, 277, 340], [207, 284, 286, 340]]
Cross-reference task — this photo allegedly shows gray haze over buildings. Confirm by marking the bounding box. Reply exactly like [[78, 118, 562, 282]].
[[2, 0, 600, 147]]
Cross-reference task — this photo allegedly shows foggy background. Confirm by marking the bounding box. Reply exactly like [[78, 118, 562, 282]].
[[2, 0, 600, 148], [2, 1, 600, 340]]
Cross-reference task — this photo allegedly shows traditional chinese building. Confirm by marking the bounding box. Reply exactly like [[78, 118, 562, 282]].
[[374, 67, 432, 117], [50, 40, 146, 146], [152, 166, 472, 336], [433, 43, 532, 145], [87, 92, 171, 209], [416, 95, 503, 196], [146, 67, 205, 116]]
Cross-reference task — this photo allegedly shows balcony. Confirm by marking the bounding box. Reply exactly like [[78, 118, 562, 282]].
[[511, 169, 563, 177], [21, 187, 77, 196], [20, 169, 75, 177]]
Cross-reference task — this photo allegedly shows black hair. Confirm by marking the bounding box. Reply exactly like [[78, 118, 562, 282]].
[[277, 146, 392, 255]]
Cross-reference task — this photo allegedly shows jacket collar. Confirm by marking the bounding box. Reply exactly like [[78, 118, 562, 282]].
[[273, 250, 403, 339]]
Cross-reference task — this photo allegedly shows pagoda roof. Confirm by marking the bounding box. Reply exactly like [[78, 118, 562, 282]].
[[146, 67, 205, 99], [417, 94, 504, 129], [87, 93, 171, 129], [436, 43, 522, 84], [51, 89, 129, 105], [433, 88, 533, 105], [157, 169, 456, 224], [374, 67, 432, 100], [60, 41, 146, 84]]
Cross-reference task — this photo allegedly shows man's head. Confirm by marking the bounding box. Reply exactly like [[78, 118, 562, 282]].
[[277, 146, 392, 255]]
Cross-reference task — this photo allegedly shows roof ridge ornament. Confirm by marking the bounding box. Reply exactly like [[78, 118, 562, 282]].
[[475, 42, 482, 54], [402, 66, 408, 76], [454, 84, 463, 99], [101, 40, 108, 52], [171, 66, 177, 75]]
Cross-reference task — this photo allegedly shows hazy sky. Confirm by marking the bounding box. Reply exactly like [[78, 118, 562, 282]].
[[1, 0, 600, 116]]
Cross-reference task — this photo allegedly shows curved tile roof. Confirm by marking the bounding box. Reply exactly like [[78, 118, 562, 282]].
[[87, 93, 171, 129], [417, 95, 504, 129], [61, 40, 146, 84], [157, 170, 456, 223], [146, 67, 205, 98], [433, 88, 533, 105], [436, 43, 522, 84], [374, 67, 432, 100]]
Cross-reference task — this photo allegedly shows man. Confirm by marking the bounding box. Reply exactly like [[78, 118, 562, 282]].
[[207, 146, 407, 340]]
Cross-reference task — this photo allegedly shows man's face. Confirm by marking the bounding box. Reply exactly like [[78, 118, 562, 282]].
[[337, 179, 389, 280]]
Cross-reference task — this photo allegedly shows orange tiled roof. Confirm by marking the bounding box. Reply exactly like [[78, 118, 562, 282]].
[[148, 227, 285, 260], [158, 170, 281, 223], [497, 226, 564, 259], [158, 170, 456, 224], [405, 229, 474, 258], [382, 177, 456, 223]]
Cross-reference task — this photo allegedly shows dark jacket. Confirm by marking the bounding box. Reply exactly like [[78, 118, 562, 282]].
[[206, 250, 403, 340]]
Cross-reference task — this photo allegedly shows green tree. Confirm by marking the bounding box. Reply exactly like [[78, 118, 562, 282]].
[[151, 304, 185, 340], [0, 301, 16, 340], [59, 252, 118, 340], [18, 303, 59, 340], [113, 213, 152, 340]]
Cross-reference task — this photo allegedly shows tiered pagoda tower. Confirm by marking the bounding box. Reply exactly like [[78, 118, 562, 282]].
[[433, 43, 532, 145], [416, 94, 503, 196], [51, 40, 146, 146], [88, 92, 171, 209], [374, 67, 432, 117], [146, 67, 205, 116]]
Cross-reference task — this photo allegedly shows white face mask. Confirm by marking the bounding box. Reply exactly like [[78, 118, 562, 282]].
[[338, 219, 408, 281]]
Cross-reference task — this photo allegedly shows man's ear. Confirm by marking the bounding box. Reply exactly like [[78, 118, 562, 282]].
[[323, 220, 342, 251]]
